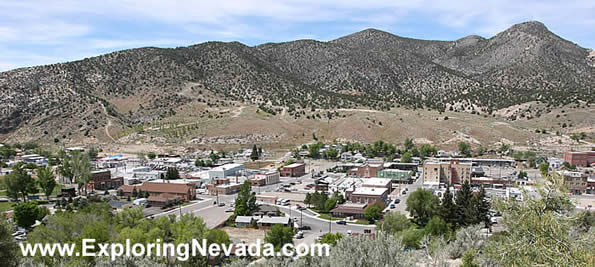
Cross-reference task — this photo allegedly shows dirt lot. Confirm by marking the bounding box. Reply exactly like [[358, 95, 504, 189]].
[[221, 227, 266, 245]]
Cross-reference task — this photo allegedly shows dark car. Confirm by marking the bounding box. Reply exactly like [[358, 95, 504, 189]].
[[394, 199, 401, 204], [336, 220, 347, 225], [298, 225, 311, 230]]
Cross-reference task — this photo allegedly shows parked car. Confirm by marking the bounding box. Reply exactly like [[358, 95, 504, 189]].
[[390, 204, 395, 209], [218, 202, 225, 207], [225, 208, 234, 212], [394, 199, 401, 204], [298, 225, 311, 230], [336, 220, 347, 225]]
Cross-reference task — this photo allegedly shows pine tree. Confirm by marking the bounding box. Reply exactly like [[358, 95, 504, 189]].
[[473, 186, 490, 227], [440, 186, 457, 228], [455, 180, 474, 227], [250, 145, 259, 161]]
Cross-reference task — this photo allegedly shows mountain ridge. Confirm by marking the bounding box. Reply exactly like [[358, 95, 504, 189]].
[[0, 21, 593, 143]]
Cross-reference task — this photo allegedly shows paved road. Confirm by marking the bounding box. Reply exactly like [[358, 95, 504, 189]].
[[152, 194, 236, 228], [274, 205, 376, 245]]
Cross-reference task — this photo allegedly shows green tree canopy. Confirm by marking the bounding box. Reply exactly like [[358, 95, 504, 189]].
[[37, 167, 57, 200], [4, 162, 38, 201], [264, 224, 294, 252], [406, 188, 440, 226]]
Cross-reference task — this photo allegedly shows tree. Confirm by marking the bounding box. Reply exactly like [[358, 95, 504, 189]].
[[0, 146, 16, 160], [132, 187, 138, 198], [461, 249, 479, 267], [424, 216, 449, 237], [234, 181, 257, 216], [304, 193, 312, 207], [484, 173, 594, 266], [209, 151, 219, 163], [377, 211, 412, 234], [471, 187, 490, 227], [0, 215, 19, 267], [264, 224, 294, 251], [439, 186, 457, 228], [400, 151, 412, 163], [4, 163, 38, 201], [309, 143, 322, 158], [419, 144, 437, 158], [539, 163, 549, 177], [71, 152, 92, 195], [165, 167, 180, 180], [320, 232, 343, 246], [403, 138, 414, 151], [37, 167, 57, 200], [364, 204, 383, 222], [324, 198, 337, 213], [325, 147, 338, 160], [458, 142, 471, 157], [517, 171, 528, 180], [250, 144, 259, 161], [58, 157, 74, 184], [406, 188, 440, 226], [13, 201, 44, 229], [455, 180, 474, 227], [147, 152, 156, 160], [87, 147, 98, 160]]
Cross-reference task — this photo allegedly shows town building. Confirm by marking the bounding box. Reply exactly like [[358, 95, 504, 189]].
[[563, 151, 595, 167], [280, 163, 306, 177], [423, 160, 472, 186], [330, 203, 368, 219], [383, 162, 419, 172], [377, 169, 411, 183], [208, 163, 245, 179], [346, 187, 388, 205], [561, 171, 588, 194], [548, 158, 564, 170], [119, 181, 196, 206], [348, 162, 384, 178], [256, 195, 278, 205], [207, 183, 242, 195], [88, 170, 124, 191], [361, 177, 392, 192], [251, 170, 280, 186]]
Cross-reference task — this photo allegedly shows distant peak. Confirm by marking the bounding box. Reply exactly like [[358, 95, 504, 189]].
[[507, 21, 550, 35]]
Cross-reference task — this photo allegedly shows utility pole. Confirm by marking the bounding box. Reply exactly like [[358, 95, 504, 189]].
[[300, 209, 303, 228]]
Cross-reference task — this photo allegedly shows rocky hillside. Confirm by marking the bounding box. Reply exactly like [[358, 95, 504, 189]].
[[0, 21, 593, 143]]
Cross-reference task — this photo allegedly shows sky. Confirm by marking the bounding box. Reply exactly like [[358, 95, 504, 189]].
[[1, 0, 594, 71]]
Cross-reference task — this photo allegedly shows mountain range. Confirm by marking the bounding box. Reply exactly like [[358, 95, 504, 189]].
[[0, 21, 593, 144]]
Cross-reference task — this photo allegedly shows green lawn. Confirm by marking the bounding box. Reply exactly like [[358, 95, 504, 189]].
[[0, 190, 6, 197], [0, 202, 14, 212], [351, 220, 370, 225], [318, 213, 341, 221]]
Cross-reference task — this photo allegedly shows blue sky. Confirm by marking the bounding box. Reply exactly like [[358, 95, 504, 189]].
[[1, 0, 594, 71]]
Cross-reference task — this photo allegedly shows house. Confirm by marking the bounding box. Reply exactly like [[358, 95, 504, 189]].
[[348, 163, 383, 178], [235, 216, 256, 227], [563, 151, 595, 167], [253, 205, 280, 216], [330, 203, 368, 219], [548, 158, 564, 170], [280, 163, 306, 177], [423, 160, 471, 186], [341, 152, 353, 161], [21, 154, 48, 167], [257, 216, 291, 227], [88, 170, 124, 191], [256, 195, 278, 205]]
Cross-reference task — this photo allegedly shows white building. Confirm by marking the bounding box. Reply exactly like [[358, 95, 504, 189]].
[[208, 163, 244, 179]]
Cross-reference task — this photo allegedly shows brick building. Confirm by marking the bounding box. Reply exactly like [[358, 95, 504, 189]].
[[563, 151, 595, 167], [423, 160, 471, 186], [280, 163, 306, 177], [88, 170, 124, 191], [347, 163, 384, 178], [346, 187, 388, 205], [561, 171, 588, 195], [118, 181, 196, 206]]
